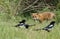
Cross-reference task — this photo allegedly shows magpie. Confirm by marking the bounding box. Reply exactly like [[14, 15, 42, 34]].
[[15, 19, 35, 29], [15, 20, 26, 27], [34, 21, 55, 32]]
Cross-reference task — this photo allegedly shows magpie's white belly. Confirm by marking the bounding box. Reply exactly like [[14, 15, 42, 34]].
[[19, 25, 25, 28]]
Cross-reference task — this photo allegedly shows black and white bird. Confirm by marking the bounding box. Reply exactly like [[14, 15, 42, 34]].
[[35, 21, 55, 32], [15, 20, 26, 27], [15, 20, 35, 29]]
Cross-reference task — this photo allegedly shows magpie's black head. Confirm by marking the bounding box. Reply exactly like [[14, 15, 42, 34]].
[[19, 20, 26, 23], [50, 21, 55, 24], [25, 24, 29, 29], [22, 20, 26, 22]]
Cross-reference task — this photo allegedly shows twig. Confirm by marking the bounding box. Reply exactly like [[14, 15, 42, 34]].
[[13, 0, 22, 16], [22, 0, 39, 11]]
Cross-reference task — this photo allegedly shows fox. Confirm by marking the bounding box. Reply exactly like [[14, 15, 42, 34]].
[[31, 12, 55, 23]]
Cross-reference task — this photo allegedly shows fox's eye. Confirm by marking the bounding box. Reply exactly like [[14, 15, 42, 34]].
[[33, 16, 36, 18]]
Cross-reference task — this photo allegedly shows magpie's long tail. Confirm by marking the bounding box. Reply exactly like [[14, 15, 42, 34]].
[[34, 26, 47, 31], [34, 28, 42, 31], [28, 24, 36, 26], [15, 25, 19, 27], [34, 28, 50, 32], [15, 24, 20, 27]]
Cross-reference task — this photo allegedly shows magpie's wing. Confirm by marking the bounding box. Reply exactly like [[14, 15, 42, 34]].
[[42, 24, 50, 30], [46, 24, 54, 29]]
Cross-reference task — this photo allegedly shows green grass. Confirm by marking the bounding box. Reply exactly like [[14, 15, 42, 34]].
[[0, 19, 60, 39], [0, 10, 60, 39]]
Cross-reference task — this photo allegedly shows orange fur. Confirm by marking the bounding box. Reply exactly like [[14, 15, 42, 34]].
[[40, 12, 55, 20], [31, 12, 55, 23]]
